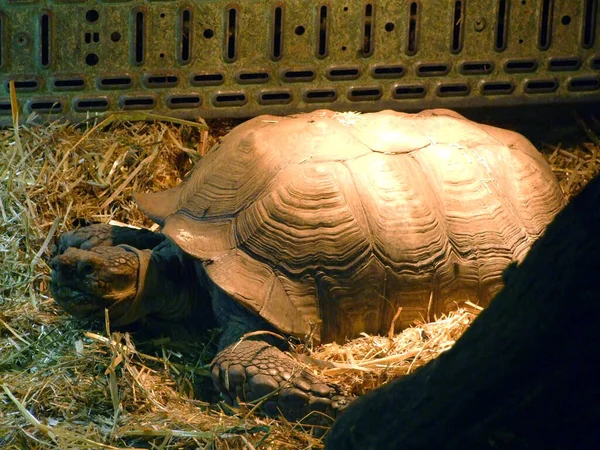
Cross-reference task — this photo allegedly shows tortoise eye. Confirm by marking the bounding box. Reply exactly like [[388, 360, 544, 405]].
[[78, 262, 94, 275]]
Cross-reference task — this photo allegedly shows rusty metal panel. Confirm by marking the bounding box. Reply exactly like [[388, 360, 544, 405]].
[[0, 0, 598, 125]]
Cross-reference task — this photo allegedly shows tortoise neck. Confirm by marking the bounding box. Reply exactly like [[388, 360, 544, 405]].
[[142, 241, 210, 324]]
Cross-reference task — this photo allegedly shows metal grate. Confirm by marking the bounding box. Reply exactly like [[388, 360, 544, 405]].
[[0, 0, 598, 125]]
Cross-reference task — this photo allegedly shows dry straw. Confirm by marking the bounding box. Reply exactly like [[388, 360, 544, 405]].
[[1, 98, 598, 449]]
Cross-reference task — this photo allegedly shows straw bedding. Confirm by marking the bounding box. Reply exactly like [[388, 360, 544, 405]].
[[1, 103, 598, 449]]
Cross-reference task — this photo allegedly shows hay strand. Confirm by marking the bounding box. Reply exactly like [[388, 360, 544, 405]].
[[1, 111, 598, 449]]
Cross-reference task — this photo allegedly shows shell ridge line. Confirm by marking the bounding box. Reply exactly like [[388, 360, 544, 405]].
[[408, 151, 460, 284], [226, 178, 314, 280], [176, 159, 291, 225], [409, 151, 452, 254], [257, 272, 277, 316], [469, 146, 531, 246], [178, 209, 236, 222], [339, 160, 375, 254], [232, 223, 374, 281], [347, 117, 432, 156]]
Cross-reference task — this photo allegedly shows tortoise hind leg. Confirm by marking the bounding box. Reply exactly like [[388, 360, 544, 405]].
[[212, 339, 350, 423], [55, 223, 165, 254]]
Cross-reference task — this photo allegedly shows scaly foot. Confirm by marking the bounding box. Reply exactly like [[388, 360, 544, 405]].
[[211, 339, 352, 424]]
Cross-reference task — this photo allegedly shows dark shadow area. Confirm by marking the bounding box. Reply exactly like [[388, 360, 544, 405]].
[[459, 103, 599, 148]]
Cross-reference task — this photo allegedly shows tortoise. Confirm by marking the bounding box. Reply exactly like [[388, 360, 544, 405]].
[[50, 108, 565, 421]]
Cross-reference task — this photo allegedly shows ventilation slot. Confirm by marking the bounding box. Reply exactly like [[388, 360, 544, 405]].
[[53, 78, 85, 90], [317, 5, 329, 58], [417, 63, 449, 77], [348, 87, 382, 101], [481, 81, 514, 95], [567, 76, 599, 92], [133, 10, 145, 64], [372, 65, 404, 78], [122, 96, 156, 109], [259, 90, 292, 105], [327, 67, 360, 80], [30, 99, 62, 113], [407, 2, 420, 56], [40, 13, 51, 68], [593, 58, 600, 70], [271, 6, 283, 60], [524, 79, 558, 93], [282, 69, 315, 82], [98, 76, 133, 89], [393, 85, 426, 99], [505, 59, 537, 73], [539, 0, 553, 50], [451, 1, 464, 54], [180, 8, 192, 64], [225, 7, 238, 62], [84, 32, 99, 44], [548, 57, 580, 71], [0, 102, 11, 114], [192, 73, 224, 86], [437, 83, 470, 97], [237, 72, 270, 84], [304, 89, 337, 103], [86, 10, 99, 23], [145, 75, 179, 87], [86, 53, 99, 66], [10, 80, 39, 91], [582, 0, 597, 48], [74, 98, 109, 111], [213, 92, 247, 107], [362, 3, 374, 57], [167, 95, 202, 108], [460, 61, 494, 75], [495, 0, 509, 52]]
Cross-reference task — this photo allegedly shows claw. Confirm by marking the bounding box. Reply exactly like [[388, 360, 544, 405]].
[[211, 339, 353, 423]]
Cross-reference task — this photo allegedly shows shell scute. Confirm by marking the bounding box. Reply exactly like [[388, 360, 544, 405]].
[[147, 109, 564, 342]]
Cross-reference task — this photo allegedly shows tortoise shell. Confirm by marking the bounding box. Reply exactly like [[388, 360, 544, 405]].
[[136, 109, 564, 343]]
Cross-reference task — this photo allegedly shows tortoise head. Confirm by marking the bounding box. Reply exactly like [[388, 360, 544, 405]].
[[50, 245, 142, 325]]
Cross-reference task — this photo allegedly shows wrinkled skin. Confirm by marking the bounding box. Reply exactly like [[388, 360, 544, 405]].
[[54, 223, 165, 253], [54, 223, 121, 253], [50, 245, 139, 321], [50, 224, 349, 424], [212, 340, 347, 422]]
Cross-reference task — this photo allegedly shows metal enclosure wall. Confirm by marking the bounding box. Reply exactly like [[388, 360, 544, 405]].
[[0, 0, 598, 124]]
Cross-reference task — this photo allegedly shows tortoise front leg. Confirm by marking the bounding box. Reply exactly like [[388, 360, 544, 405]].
[[211, 339, 351, 423], [209, 284, 352, 423], [56, 223, 165, 254]]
